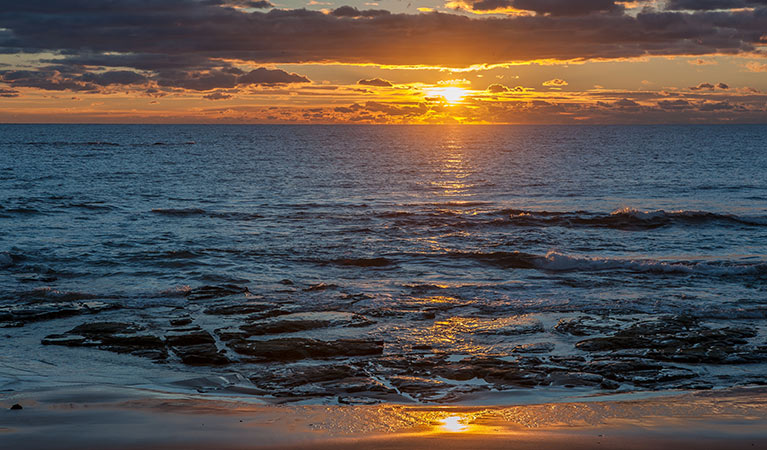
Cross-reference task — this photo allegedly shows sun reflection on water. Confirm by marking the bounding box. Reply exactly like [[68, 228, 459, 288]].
[[440, 415, 469, 433]]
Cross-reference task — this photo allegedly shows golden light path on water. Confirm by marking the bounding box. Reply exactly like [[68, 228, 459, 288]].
[[440, 415, 470, 433]]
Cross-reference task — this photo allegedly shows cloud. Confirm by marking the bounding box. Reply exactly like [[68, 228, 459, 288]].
[[459, 0, 623, 15], [614, 98, 641, 109], [543, 78, 568, 87], [690, 82, 716, 90], [0, 65, 309, 93], [0, 87, 18, 97], [0, 2, 766, 68], [689, 82, 730, 90], [665, 0, 767, 10], [689, 58, 718, 65], [331, 6, 391, 16], [699, 100, 735, 111], [746, 62, 767, 72], [357, 78, 393, 87], [237, 68, 311, 85], [203, 91, 234, 100], [207, 0, 275, 8], [516, 0, 621, 15], [658, 99, 692, 110], [0, 68, 144, 92], [486, 83, 527, 93]]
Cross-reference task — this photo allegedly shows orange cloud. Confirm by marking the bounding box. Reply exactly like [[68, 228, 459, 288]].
[[543, 79, 568, 87]]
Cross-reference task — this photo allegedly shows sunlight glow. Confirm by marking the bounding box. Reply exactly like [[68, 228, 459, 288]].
[[426, 87, 468, 104], [440, 415, 469, 432]]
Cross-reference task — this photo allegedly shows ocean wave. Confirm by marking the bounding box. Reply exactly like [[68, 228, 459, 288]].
[[151, 207, 207, 216], [331, 257, 394, 267], [458, 250, 767, 277], [150, 208, 262, 220], [22, 141, 121, 147], [0, 252, 14, 268], [375, 207, 766, 231], [503, 207, 767, 230], [66, 202, 115, 211]]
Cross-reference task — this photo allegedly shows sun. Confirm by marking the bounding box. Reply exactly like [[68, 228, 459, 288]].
[[426, 87, 467, 104]]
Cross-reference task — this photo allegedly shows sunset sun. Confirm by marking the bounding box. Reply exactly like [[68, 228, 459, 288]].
[[427, 87, 469, 104]]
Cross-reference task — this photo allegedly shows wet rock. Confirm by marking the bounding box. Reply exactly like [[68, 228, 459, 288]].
[[230, 338, 383, 361], [511, 342, 555, 353], [338, 396, 380, 405], [169, 317, 193, 326], [204, 303, 273, 316], [389, 375, 447, 398], [238, 312, 374, 336], [186, 284, 249, 301], [432, 357, 544, 388], [491, 319, 544, 335], [42, 321, 167, 360], [253, 363, 396, 400], [240, 319, 333, 336], [304, 282, 338, 292], [575, 315, 760, 364], [547, 371, 604, 388], [554, 316, 616, 336], [0, 301, 118, 327], [585, 358, 696, 385], [165, 329, 229, 366]]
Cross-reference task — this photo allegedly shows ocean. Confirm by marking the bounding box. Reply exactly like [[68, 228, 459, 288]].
[[1, 124, 766, 404]]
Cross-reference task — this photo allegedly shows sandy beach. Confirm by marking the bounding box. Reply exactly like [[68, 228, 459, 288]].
[[3, 385, 767, 449]]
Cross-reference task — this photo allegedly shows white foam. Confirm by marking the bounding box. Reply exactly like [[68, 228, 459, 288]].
[[611, 207, 669, 220]]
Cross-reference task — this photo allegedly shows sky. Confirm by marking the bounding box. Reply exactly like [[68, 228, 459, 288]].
[[0, 0, 766, 124]]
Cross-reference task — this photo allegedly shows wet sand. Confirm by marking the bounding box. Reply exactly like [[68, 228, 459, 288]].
[[2, 386, 767, 449]]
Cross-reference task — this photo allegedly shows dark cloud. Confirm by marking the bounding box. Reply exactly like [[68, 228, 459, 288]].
[[79, 70, 149, 86], [0, 1, 765, 69], [0, 87, 19, 97], [0, 64, 308, 93], [0, 67, 146, 92], [357, 78, 393, 87], [156, 69, 237, 90], [665, 0, 767, 10], [512, 0, 620, 15], [203, 0, 274, 7], [0, 69, 99, 91], [331, 6, 391, 17], [463, 0, 621, 15], [658, 99, 693, 110], [487, 84, 510, 92], [700, 100, 735, 110], [690, 82, 716, 90], [690, 82, 730, 90], [613, 98, 641, 109], [203, 91, 234, 100], [237, 68, 310, 85]]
